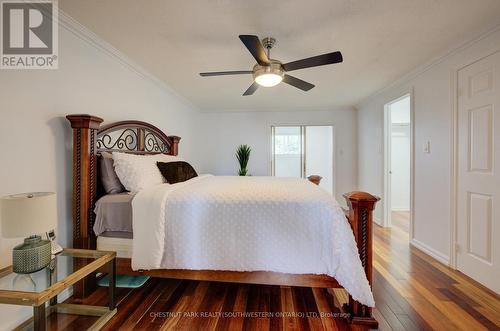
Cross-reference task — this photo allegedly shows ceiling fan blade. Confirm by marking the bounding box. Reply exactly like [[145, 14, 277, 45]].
[[282, 51, 343, 72], [243, 82, 259, 96], [239, 35, 270, 66], [200, 70, 253, 77], [283, 74, 315, 91]]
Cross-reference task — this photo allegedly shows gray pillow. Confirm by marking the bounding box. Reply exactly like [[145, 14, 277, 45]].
[[99, 152, 126, 194]]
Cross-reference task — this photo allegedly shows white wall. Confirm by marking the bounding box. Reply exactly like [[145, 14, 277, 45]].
[[357, 26, 500, 263], [0, 19, 199, 330], [196, 109, 357, 202]]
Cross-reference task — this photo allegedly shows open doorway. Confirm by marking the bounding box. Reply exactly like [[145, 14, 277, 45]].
[[384, 94, 412, 234]]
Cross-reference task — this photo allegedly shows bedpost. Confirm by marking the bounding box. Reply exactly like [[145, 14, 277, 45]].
[[66, 114, 103, 298], [343, 191, 380, 326], [169, 135, 181, 156]]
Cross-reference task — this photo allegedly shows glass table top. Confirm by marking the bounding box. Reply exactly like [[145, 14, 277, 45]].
[[0, 249, 113, 294]]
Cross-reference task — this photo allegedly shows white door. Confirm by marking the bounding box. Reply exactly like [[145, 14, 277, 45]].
[[457, 51, 500, 294]]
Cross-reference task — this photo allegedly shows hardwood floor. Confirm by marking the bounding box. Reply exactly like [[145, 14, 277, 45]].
[[47, 221, 500, 330], [374, 212, 500, 331], [391, 211, 410, 233]]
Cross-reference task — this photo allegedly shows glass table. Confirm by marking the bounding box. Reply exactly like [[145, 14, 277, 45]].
[[0, 249, 116, 331]]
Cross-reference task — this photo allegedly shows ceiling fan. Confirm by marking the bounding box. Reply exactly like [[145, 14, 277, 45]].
[[199, 35, 343, 96]]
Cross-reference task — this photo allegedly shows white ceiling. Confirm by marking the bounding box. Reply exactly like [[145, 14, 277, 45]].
[[60, 0, 500, 112]]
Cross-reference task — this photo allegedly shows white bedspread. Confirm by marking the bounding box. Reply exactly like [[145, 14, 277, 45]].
[[132, 175, 375, 307]]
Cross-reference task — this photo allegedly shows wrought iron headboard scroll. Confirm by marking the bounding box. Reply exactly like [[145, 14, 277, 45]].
[[97, 120, 177, 155]]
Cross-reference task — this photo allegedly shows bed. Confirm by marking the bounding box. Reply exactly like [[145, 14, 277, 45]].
[[66, 114, 379, 326]]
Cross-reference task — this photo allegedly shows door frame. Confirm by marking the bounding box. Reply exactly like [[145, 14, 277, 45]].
[[270, 124, 337, 198], [450, 49, 500, 269], [383, 91, 415, 237]]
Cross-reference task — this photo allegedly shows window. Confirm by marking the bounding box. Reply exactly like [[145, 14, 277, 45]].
[[271, 126, 334, 194], [272, 126, 304, 178]]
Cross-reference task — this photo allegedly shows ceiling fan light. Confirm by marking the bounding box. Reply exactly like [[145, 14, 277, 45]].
[[255, 73, 283, 87], [253, 61, 285, 88]]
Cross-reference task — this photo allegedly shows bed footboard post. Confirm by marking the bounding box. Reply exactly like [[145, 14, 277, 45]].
[[67, 114, 103, 298], [343, 191, 380, 326], [169, 135, 181, 156]]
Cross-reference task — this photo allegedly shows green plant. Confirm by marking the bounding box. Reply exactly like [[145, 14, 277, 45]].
[[236, 144, 251, 176]]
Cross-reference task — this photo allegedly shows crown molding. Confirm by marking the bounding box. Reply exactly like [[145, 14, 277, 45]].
[[57, 9, 200, 112], [356, 22, 500, 108], [200, 105, 356, 114]]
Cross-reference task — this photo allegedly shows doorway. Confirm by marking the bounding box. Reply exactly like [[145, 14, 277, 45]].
[[384, 94, 412, 233], [271, 125, 335, 194]]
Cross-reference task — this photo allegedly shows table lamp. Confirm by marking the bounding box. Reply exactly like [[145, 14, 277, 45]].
[[1, 192, 56, 274]]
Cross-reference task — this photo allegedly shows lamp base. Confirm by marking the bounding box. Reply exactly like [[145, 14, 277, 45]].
[[13, 235, 51, 274]]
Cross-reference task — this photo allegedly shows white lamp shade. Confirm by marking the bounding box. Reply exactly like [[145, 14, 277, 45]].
[[1, 192, 57, 238]]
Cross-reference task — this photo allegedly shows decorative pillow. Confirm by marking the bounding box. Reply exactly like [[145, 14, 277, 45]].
[[157, 161, 198, 184], [112, 152, 182, 193], [98, 152, 126, 194]]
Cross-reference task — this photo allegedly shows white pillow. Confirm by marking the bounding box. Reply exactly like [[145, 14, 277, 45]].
[[112, 152, 182, 193]]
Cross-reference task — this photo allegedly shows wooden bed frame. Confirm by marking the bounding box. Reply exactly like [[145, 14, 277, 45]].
[[66, 114, 379, 326]]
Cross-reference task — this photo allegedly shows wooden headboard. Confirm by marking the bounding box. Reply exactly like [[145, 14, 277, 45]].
[[66, 114, 181, 251], [96, 120, 180, 155]]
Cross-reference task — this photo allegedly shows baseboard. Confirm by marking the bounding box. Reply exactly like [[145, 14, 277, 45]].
[[410, 238, 450, 265], [391, 208, 410, 212], [373, 217, 383, 226]]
